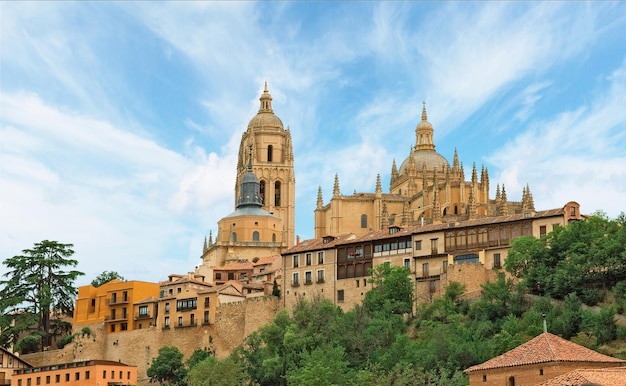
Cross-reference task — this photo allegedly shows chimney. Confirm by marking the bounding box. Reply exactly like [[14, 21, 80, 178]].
[[542, 313, 547, 333], [296, 235, 301, 245]]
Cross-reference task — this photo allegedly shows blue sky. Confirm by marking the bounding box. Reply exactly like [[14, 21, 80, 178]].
[[1, 2, 625, 285]]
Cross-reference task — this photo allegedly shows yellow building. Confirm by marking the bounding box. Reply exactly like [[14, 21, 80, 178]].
[[314, 104, 535, 238], [73, 280, 159, 333], [198, 84, 294, 276]]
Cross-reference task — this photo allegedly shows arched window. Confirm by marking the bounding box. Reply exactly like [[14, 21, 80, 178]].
[[274, 181, 281, 206], [267, 145, 273, 162], [454, 205, 458, 215], [507, 376, 515, 386], [361, 214, 367, 228], [443, 208, 447, 216], [260, 181, 266, 205], [272, 233, 276, 242], [253, 231, 260, 241], [231, 232, 237, 242]]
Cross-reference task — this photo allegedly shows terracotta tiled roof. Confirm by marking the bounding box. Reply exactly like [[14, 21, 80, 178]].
[[465, 333, 625, 373], [535, 367, 626, 386], [282, 233, 357, 254], [216, 261, 254, 271], [134, 296, 159, 304], [253, 255, 278, 266]]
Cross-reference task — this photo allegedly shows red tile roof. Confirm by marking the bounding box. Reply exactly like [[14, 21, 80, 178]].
[[535, 367, 626, 386], [253, 255, 278, 266], [465, 333, 625, 373], [216, 261, 254, 271], [282, 233, 357, 254]]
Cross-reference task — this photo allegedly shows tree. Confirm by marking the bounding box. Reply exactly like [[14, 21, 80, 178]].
[[90, 271, 125, 287], [187, 356, 249, 386], [364, 264, 414, 316], [272, 278, 281, 297], [147, 346, 186, 385], [0, 240, 83, 351]]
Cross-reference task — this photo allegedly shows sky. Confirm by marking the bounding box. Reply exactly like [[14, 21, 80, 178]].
[[1, 2, 625, 286]]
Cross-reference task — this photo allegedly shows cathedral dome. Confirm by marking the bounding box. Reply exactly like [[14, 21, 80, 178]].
[[248, 82, 284, 130], [399, 149, 450, 174]]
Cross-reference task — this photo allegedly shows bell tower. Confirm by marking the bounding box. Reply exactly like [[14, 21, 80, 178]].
[[235, 83, 296, 247]]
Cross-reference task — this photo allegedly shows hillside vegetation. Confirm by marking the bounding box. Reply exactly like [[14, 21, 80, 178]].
[[151, 212, 626, 386]]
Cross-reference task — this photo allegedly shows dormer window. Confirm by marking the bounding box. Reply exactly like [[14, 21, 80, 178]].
[[389, 226, 400, 234]]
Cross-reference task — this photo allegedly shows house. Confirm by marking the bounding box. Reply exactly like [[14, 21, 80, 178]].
[[535, 367, 626, 386], [464, 332, 626, 385], [12, 359, 136, 386], [0, 346, 32, 386]]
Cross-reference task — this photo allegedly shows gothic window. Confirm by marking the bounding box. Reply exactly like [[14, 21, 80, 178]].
[[454, 205, 458, 215], [253, 231, 260, 241], [267, 145, 273, 162], [260, 181, 266, 205], [272, 233, 276, 242], [274, 181, 281, 206], [361, 214, 367, 228], [232, 232, 237, 242]]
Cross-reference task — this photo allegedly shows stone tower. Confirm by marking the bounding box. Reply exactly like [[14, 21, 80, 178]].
[[235, 83, 296, 247]]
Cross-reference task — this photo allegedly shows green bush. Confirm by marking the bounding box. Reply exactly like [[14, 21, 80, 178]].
[[56, 334, 75, 349]]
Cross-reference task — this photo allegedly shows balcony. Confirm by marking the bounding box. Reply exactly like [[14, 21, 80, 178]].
[[290, 281, 300, 287], [316, 278, 325, 284], [304, 280, 313, 286], [174, 321, 198, 329], [135, 312, 152, 320]]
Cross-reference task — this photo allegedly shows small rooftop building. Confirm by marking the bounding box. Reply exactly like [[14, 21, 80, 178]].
[[464, 332, 626, 386]]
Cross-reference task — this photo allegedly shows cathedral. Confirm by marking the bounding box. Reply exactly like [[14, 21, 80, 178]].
[[199, 84, 535, 269], [198, 84, 295, 272], [314, 103, 535, 238]]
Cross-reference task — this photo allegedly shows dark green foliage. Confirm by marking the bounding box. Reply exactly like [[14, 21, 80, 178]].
[[187, 355, 248, 386], [55, 333, 75, 349], [364, 264, 414, 316], [506, 214, 626, 302], [0, 240, 84, 351], [90, 271, 125, 287], [272, 278, 281, 297], [147, 346, 186, 385]]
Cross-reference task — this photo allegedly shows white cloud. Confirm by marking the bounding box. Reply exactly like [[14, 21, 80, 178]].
[[0, 92, 233, 284]]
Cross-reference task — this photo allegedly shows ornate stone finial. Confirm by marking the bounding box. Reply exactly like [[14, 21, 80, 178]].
[[208, 230, 213, 245], [317, 186, 323, 208], [422, 101, 428, 121], [495, 183, 501, 203], [375, 174, 382, 194], [264, 80, 268, 93], [203, 236, 208, 253], [452, 148, 460, 172], [471, 162, 478, 184], [333, 174, 340, 197], [500, 185, 509, 215], [468, 186, 477, 219], [247, 145, 253, 171], [259, 82, 273, 113]]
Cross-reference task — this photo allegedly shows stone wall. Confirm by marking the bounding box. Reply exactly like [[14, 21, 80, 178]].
[[23, 296, 282, 386]]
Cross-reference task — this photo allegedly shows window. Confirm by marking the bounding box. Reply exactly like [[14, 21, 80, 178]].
[[415, 240, 422, 250], [422, 263, 429, 277], [483, 375, 487, 382], [176, 298, 197, 311], [306, 253, 312, 266], [317, 251, 324, 264], [540, 225, 547, 237], [111, 371, 114, 379], [267, 145, 273, 162], [274, 181, 281, 206], [66, 373, 70, 382], [361, 214, 367, 228], [121, 322, 128, 331], [178, 316, 183, 327], [122, 291, 128, 302], [260, 180, 266, 205], [228, 272, 235, 280], [253, 231, 260, 241], [292, 273, 299, 286], [45, 376, 50, 384], [122, 307, 127, 318], [305, 271, 312, 284], [110, 324, 116, 332], [102, 371, 106, 379], [127, 371, 131, 379], [164, 316, 170, 327], [317, 270, 325, 283], [57, 375, 61, 382], [139, 305, 149, 316], [75, 372, 80, 381], [204, 297, 210, 307], [36, 377, 40, 385], [165, 303, 170, 313], [232, 232, 237, 242], [111, 293, 117, 303], [570, 206, 576, 216], [430, 239, 438, 254], [190, 314, 195, 326], [494, 253, 501, 269], [337, 289, 344, 302], [86, 371, 90, 380], [356, 279, 360, 288], [204, 311, 210, 324], [111, 309, 116, 320], [443, 260, 448, 273], [215, 273, 222, 280], [293, 255, 299, 268], [539, 369, 544, 376], [404, 258, 410, 269]]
